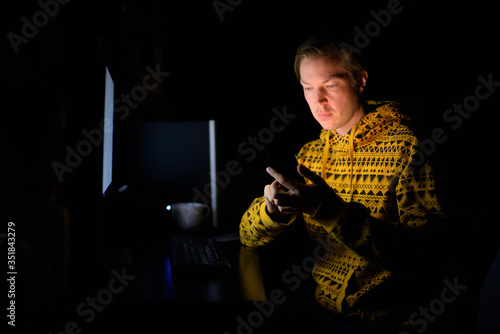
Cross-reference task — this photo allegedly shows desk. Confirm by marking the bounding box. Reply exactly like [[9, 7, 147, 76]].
[[95, 223, 319, 334], [123, 238, 267, 302], [94, 238, 273, 333]]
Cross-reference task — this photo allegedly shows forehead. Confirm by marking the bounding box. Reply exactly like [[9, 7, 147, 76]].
[[299, 56, 349, 83]]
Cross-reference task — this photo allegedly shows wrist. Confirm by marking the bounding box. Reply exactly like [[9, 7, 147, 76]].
[[261, 203, 296, 227], [265, 206, 292, 223]]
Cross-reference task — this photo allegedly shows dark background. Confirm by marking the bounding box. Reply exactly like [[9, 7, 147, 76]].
[[1, 0, 499, 333]]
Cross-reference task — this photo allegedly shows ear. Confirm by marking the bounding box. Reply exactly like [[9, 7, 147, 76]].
[[358, 71, 368, 94]]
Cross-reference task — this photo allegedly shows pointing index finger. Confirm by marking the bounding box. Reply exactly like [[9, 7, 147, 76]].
[[266, 167, 296, 190]]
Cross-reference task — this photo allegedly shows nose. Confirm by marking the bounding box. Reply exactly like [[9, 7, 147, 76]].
[[313, 88, 328, 105]]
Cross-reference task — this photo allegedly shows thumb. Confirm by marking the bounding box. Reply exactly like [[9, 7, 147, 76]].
[[297, 164, 323, 184]]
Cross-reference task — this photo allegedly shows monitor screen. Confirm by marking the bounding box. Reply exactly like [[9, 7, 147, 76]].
[[102, 66, 114, 195]]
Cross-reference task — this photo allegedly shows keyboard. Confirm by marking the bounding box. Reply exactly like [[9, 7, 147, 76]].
[[171, 236, 231, 269]]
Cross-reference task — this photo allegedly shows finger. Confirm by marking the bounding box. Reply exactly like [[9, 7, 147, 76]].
[[266, 181, 282, 193], [273, 192, 302, 210], [270, 180, 283, 191], [266, 167, 297, 190], [264, 184, 271, 198], [264, 195, 279, 214], [265, 182, 288, 206], [297, 164, 323, 185]]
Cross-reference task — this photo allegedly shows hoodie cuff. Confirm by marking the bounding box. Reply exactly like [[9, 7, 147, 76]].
[[259, 202, 297, 228]]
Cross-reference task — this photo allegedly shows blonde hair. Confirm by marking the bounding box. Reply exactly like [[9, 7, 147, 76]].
[[294, 34, 366, 89]]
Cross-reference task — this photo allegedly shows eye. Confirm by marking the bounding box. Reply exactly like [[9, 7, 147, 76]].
[[326, 84, 336, 88], [303, 86, 313, 91]]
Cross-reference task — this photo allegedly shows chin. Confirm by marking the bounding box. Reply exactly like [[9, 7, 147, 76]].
[[318, 122, 337, 131], [314, 115, 338, 130]]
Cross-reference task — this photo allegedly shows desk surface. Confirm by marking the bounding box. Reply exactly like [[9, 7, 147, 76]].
[[93, 232, 315, 334], [103, 236, 267, 303]]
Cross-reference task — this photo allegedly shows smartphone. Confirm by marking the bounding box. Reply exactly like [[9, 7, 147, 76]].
[[266, 150, 305, 186]]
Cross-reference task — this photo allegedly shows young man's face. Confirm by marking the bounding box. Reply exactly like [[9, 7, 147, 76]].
[[299, 57, 367, 135]]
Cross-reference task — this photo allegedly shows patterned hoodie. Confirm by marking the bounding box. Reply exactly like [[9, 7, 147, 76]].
[[239, 101, 445, 321]]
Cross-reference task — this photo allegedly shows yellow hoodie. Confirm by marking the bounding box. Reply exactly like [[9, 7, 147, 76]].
[[240, 101, 445, 321]]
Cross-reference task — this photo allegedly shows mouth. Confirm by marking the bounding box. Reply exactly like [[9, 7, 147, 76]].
[[317, 112, 333, 120]]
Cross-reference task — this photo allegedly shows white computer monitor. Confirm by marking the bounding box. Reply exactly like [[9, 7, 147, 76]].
[[100, 66, 218, 228], [102, 66, 114, 195]]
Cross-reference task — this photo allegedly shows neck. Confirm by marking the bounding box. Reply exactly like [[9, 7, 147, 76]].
[[336, 104, 365, 136]]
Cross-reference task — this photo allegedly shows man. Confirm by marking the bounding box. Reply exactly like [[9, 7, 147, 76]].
[[240, 34, 446, 332]]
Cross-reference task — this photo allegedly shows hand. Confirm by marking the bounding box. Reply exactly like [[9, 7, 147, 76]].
[[264, 164, 343, 218]]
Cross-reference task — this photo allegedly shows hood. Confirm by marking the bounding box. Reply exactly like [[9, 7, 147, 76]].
[[319, 100, 409, 148], [318, 101, 410, 201]]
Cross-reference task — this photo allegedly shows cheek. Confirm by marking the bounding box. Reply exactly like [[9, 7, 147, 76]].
[[304, 93, 315, 107], [330, 90, 352, 109]]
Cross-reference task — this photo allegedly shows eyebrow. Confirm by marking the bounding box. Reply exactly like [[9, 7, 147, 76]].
[[300, 73, 347, 85]]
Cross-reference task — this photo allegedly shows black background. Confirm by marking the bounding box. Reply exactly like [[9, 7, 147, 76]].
[[1, 0, 499, 333]]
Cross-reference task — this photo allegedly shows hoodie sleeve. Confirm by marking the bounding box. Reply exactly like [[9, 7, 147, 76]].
[[312, 155, 446, 275], [239, 196, 298, 247]]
